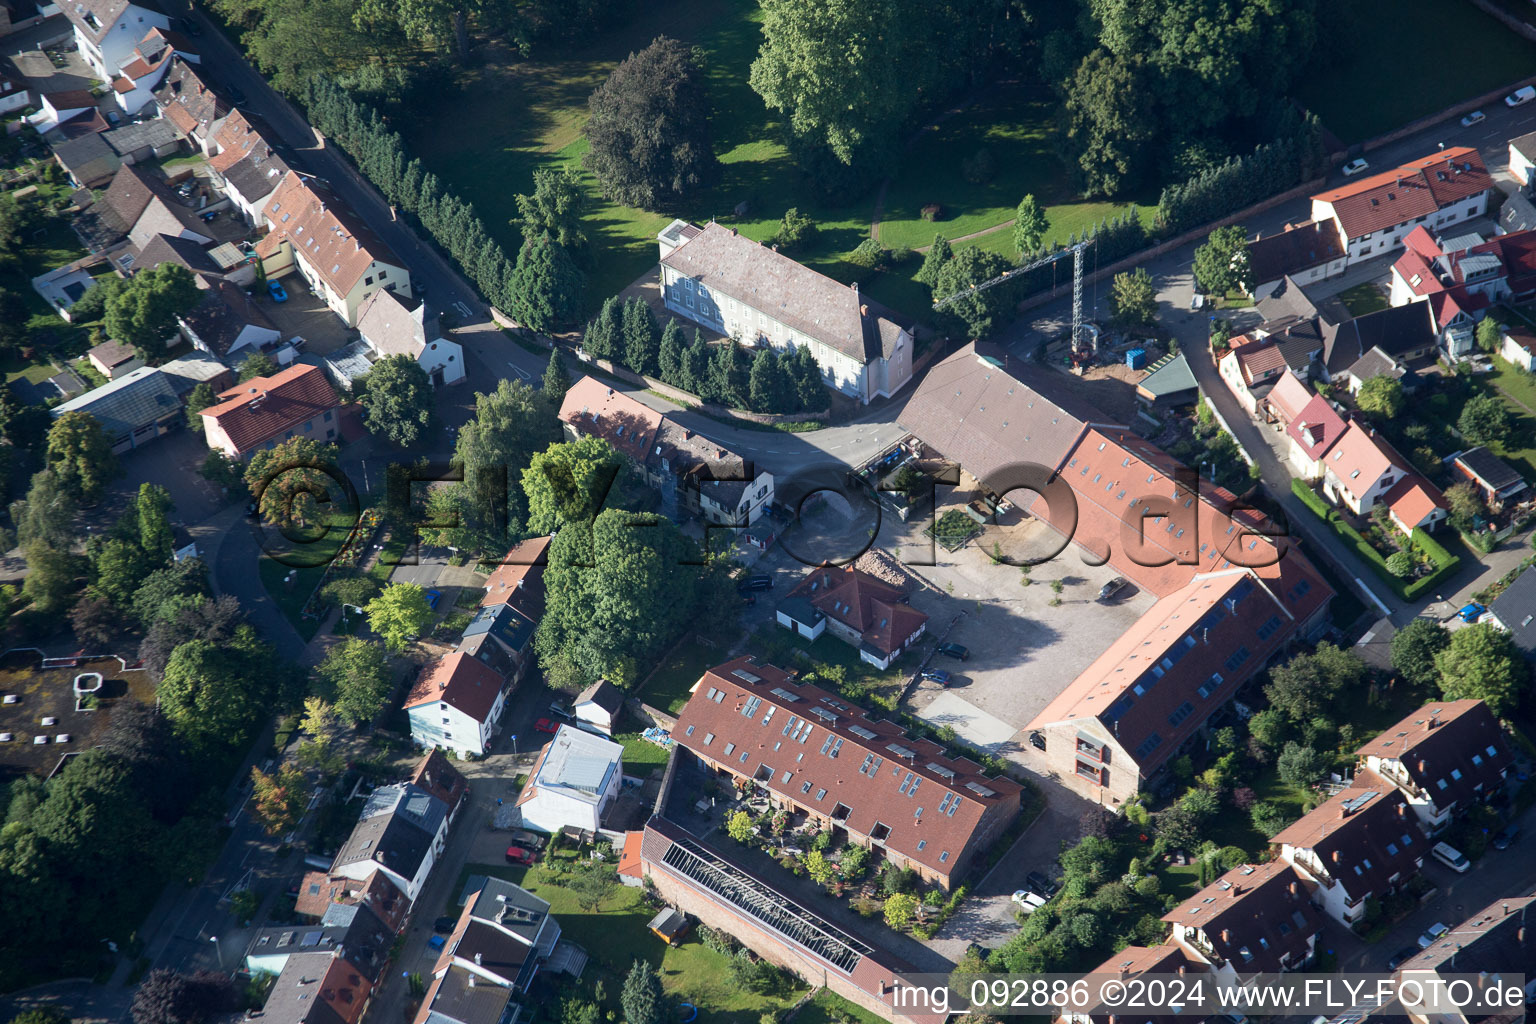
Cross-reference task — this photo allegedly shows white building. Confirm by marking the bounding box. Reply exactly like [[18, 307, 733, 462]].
[[1310, 148, 1493, 265], [1510, 131, 1536, 188], [657, 219, 913, 405], [403, 651, 509, 759], [573, 679, 623, 736], [329, 782, 450, 904], [357, 288, 464, 386], [514, 725, 622, 835], [60, 0, 171, 79], [207, 109, 290, 226]]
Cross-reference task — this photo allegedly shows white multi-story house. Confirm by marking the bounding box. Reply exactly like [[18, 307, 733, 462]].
[[403, 651, 508, 758], [256, 171, 412, 327], [1310, 148, 1493, 265], [1389, 226, 1536, 355], [1163, 861, 1322, 985], [61, 0, 171, 79], [207, 109, 290, 226], [656, 219, 914, 404], [514, 726, 622, 834], [1355, 700, 1514, 836], [357, 288, 464, 385], [329, 782, 450, 904], [1272, 770, 1426, 926]]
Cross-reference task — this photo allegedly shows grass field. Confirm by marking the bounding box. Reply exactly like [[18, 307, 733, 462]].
[[1459, 356, 1536, 479], [636, 637, 723, 714], [1336, 282, 1390, 318], [0, 180, 100, 384], [1292, 0, 1536, 143], [452, 859, 807, 1024]]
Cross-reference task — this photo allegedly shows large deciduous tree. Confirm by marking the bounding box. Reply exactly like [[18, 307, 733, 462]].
[[932, 245, 1014, 338], [1062, 50, 1158, 197], [131, 969, 239, 1024], [584, 36, 716, 210], [46, 411, 117, 504], [1013, 195, 1050, 257], [244, 438, 344, 531], [318, 638, 394, 725], [1192, 224, 1251, 297], [1458, 394, 1511, 446], [1434, 622, 1528, 715], [1356, 376, 1405, 420], [1109, 268, 1157, 327], [1264, 642, 1365, 723], [1390, 617, 1450, 688], [157, 633, 274, 750], [103, 263, 201, 362], [522, 437, 624, 535], [362, 354, 434, 446], [365, 583, 434, 653]]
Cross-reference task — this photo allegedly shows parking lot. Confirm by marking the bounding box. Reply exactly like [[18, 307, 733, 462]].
[[260, 275, 356, 353]]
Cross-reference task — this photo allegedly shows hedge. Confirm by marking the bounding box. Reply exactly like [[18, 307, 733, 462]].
[[1288, 479, 1460, 603]]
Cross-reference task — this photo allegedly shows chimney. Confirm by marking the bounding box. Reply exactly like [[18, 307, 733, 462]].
[[1397, 803, 1406, 818], [851, 281, 859, 294], [1505, 903, 1511, 915], [730, 227, 737, 236], [1426, 717, 1438, 731], [1289, 882, 1299, 898], [474, 953, 482, 965], [467, 974, 475, 988], [1331, 850, 1341, 863], [1230, 885, 1240, 898], [1340, 805, 1349, 819], [1221, 929, 1231, 943], [770, 244, 778, 252]]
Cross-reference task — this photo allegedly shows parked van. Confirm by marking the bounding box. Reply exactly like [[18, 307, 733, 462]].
[[1431, 842, 1470, 873]]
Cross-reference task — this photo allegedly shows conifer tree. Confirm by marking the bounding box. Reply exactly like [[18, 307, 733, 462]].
[[621, 297, 659, 376], [582, 296, 620, 359], [916, 234, 952, 288], [680, 330, 709, 395], [657, 318, 685, 384], [543, 348, 571, 403]]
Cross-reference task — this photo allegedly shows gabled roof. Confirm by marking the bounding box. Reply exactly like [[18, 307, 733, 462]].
[[61, 0, 164, 43], [409, 749, 468, 815], [458, 602, 536, 655], [294, 868, 410, 933], [412, 965, 514, 1024], [557, 375, 664, 463], [1513, 131, 1536, 165], [52, 364, 179, 439], [178, 275, 278, 356], [482, 536, 550, 615], [1266, 370, 1313, 425], [1081, 945, 1207, 1024], [1232, 340, 1289, 383], [257, 172, 402, 296], [1402, 894, 1536, 975], [782, 564, 928, 660], [199, 363, 339, 454], [154, 59, 225, 140], [1384, 476, 1446, 529], [1455, 445, 1525, 493], [357, 288, 429, 358], [211, 109, 291, 205], [1272, 768, 1426, 904], [1323, 300, 1438, 374], [575, 678, 624, 716], [403, 650, 506, 723], [88, 338, 138, 370], [661, 221, 909, 364], [136, 232, 222, 275], [1493, 566, 1536, 654], [463, 876, 552, 948], [262, 952, 349, 1024], [1247, 220, 1346, 285], [1355, 700, 1513, 808], [1286, 394, 1346, 461], [1164, 861, 1322, 974], [1321, 422, 1398, 491], [673, 656, 1022, 876], [1313, 147, 1491, 239]]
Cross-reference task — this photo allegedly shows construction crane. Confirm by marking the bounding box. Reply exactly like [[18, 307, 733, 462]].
[[932, 238, 1096, 359]]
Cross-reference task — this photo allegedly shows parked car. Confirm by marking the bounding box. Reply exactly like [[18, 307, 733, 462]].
[[1417, 922, 1450, 949], [508, 830, 546, 850], [548, 701, 573, 718], [427, 934, 446, 951], [534, 717, 559, 734], [1097, 577, 1129, 602], [1028, 730, 1047, 751], [1026, 870, 1058, 895], [1461, 110, 1487, 127], [921, 669, 951, 685], [433, 916, 457, 934], [267, 280, 288, 302], [1341, 157, 1370, 176], [1386, 946, 1419, 970], [505, 845, 537, 866], [424, 588, 441, 610], [1011, 889, 1047, 910], [936, 642, 969, 660], [1458, 602, 1487, 623], [736, 574, 773, 593], [176, 179, 197, 198], [1431, 841, 1470, 873], [1493, 824, 1519, 850], [1507, 86, 1536, 107]]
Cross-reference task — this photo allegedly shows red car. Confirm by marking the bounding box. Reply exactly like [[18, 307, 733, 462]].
[[534, 717, 560, 734], [505, 844, 537, 866]]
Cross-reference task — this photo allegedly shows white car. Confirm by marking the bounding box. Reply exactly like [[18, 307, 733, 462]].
[[1417, 922, 1450, 949], [1341, 158, 1370, 177], [1507, 86, 1536, 108], [1011, 889, 1047, 911], [1461, 110, 1486, 127]]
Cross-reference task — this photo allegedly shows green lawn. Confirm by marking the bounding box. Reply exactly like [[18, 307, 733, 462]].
[[0, 182, 99, 380], [1466, 356, 1536, 479], [257, 513, 363, 641], [1336, 283, 1389, 318], [452, 859, 807, 1024], [1292, 0, 1536, 143], [795, 989, 889, 1024], [636, 637, 723, 714]]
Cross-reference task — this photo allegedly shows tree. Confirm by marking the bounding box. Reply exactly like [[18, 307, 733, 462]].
[[883, 891, 919, 930], [507, 233, 584, 332], [365, 583, 434, 653], [1386, 550, 1414, 577], [249, 764, 307, 836], [1477, 317, 1503, 354], [317, 638, 393, 725], [804, 849, 834, 885], [514, 168, 587, 255], [244, 438, 344, 531], [362, 355, 434, 446], [103, 263, 201, 361], [157, 632, 275, 749], [915, 235, 952, 288], [748, 348, 794, 413], [523, 437, 624, 535], [621, 297, 659, 376], [1435, 622, 1529, 715], [46, 411, 117, 503], [131, 969, 239, 1024], [543, 348, 572, 403], [1276, 742, 1327, 788], [134, 482, 175, 568], [90, 538, 148, 606], [185, 382, 218, 433], [137, 595, 246, 679], [131, 558, 212, 629], [13, 469, 77, 551], [582, 296, 620, 360], [1444, 481, 1485, 530], [64, 277, 123, 325], [726, 810, 754, 844], [11, 1008, 70, 1024], [657, 318, 685, 385], [1109, 267, 1156, 327], [1357, 376, 1405, 419], [23, 543, 76, 614], [322, 575, 381, 613], [1013, 195, 1049, 256], [772, 208, 817, 253], [705, 340, 751, 408], [1459, 394, 1511, 445], [932, 245, 1013, 338], [1192, 225, 1251, 297], [238, 351, 278, 382], [1264, 642, 1365, 722], [1063, 50, 1158, 197], [620, 960, 665, 1024], [70, 594, 119, 647], [1392, 617, 1450, 688], [583, 36, 716, 209], [681, 331, 711, 396]]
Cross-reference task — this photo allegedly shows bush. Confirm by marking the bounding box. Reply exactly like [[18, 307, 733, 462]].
[[961, 148, 997, 184], [846, 238, 886, 268], [921, 203, 942, 222]]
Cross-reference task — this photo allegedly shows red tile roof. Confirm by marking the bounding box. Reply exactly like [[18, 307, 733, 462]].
[[616, 830, 644, 880], [673, 656, 1023, 877], [315, 954, 371, 1024], [1385, 477, 1446, 530], [1164, 861, 1322, 974], [293, 868, 409, 933], [783, 564, 928, 661], [482, 536, 551, 617], [409, 749, 468, 815], [1266, 370, 1313, 425], [1286, 394, 1347, 460], [1313, 147, 1491, 239], [556, 375, 665, 463], [1321, 422, 1397, 498], [402, 650, 506, 722], [1234, 342, 1288, 383], [199, 363, 339, 455], [259, 172, 402, 296]]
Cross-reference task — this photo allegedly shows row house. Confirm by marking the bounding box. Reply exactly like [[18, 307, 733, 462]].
[[329, 780, 452, 904], [1245, 219, 1348, 301], [109, 26, 195, 114], [558, 375, 775, 527], [1355, 700, 1514, 836], [673, 656, 1023, 890], [1389, 226, 1536, 355], [1164, 861, 1323, 985], [657, 219, 913, 404], [776, 564, 929, 671], [1317, 421, 1448, 534], [404, 652, 510, 759], [1399, 895, 1536, 1024], [61, 0, 170, 79], [155, 59, 226, 155], [1272, 770, 1427, 926], [1310, 147, 1493, 265], [207, 107, 290, 226], [1067, 945, 1208, 1024]]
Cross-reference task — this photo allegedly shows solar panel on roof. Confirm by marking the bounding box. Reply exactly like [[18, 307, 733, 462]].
[[769, 687, 801, 702], [847, 724, 878, 740], [808, 707, 838, 723], [731, 669, 762, 684], [964, 781, 997, 798]]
